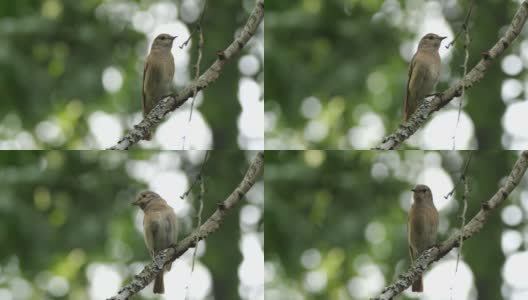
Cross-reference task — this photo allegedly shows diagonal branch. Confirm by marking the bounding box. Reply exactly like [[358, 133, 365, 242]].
[[373, 1, 528, 150], [372, 151, 528, 300], [106, 151, 264, 300], [108, 1, 264, 150]]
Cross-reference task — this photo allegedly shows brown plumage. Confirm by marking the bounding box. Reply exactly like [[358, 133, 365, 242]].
[[407, 184, 438, 292], [142, 33, 176, 140], [133, 191, 178, 294], [404, 33, 446, 122]]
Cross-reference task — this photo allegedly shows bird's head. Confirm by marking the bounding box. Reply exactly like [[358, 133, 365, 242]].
[[133, 190, 163, 210], [151, 34, 177, 51], [411, 184, 433, 203], [418, 33, 446, 50]]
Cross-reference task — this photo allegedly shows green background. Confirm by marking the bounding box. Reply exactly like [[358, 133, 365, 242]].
[[265, 0, 524, 149], [0, 0, 263, 149], [0, 150, 263, 299], [264, 150, 528, 300]]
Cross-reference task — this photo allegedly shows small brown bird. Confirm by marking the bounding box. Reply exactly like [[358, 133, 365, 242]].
[[143, 33, 176, 140], [407, 184, 438, 292], [404, 33, 446, 121], [133, 191, 178, 294]]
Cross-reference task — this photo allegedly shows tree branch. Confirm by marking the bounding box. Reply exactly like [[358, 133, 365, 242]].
[[373, 1, 528, 150], [372, 151, 528, 300], [108, 1, 264, 150], [107, 151, 264, 300]]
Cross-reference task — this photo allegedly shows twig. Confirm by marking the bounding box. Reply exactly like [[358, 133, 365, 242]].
[[452, 0, 474, 150], [442, 153, 472, 299], [179, 1, 208, 50], [185, 162, 206, 300], [188, 24, 205, 123], [373, 1, 528, 150], [179, 150, 209, 297], [444, 153, 473, 199], [180, 151, 210, 199], [181, 1, 207, 149], [449, 173, 470, 300], [180, 149, 209, 297], [107, 151, 264, 300], [372, 151, 528, 300], [446, 0, 475, 49]]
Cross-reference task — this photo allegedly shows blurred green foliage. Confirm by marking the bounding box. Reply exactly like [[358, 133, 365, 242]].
[[265, 150, 527, 300], [265, 0, 523, 149], [0, 150, 263, 299], [0, 0, 263, 149]]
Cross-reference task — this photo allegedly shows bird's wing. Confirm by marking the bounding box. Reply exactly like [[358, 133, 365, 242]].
[[407, 205, 415, 262], [405, 55, 415, 101], [404, 55, 416, 120], [405, 53, 429, 121], [144, 220, 158, 257], [409, 245, 415, 263], [431, 206, 439, 243], [142, 56, 149, 117], [171, 210, 179, 243], [169, 54, 175, 82]]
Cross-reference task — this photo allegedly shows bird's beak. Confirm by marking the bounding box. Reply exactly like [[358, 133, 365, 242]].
[[132, 200, 139, 206], [170, 35, 177, 40], [411, 188, 416, 192], [440, 36, 447, 40]]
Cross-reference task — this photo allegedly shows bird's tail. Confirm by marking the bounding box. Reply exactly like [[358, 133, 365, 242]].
[[412, 275, 423, 292], [153, 272, 164, 294], [145, 129, 152, 141], [403, 95, 415, 122]]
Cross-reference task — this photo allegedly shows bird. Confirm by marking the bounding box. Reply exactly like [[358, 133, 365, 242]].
[[404, 33, 446, 122], [133, 191, 179, 294], [142, 33, 176, 140], [407, 184, 438, 292]]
